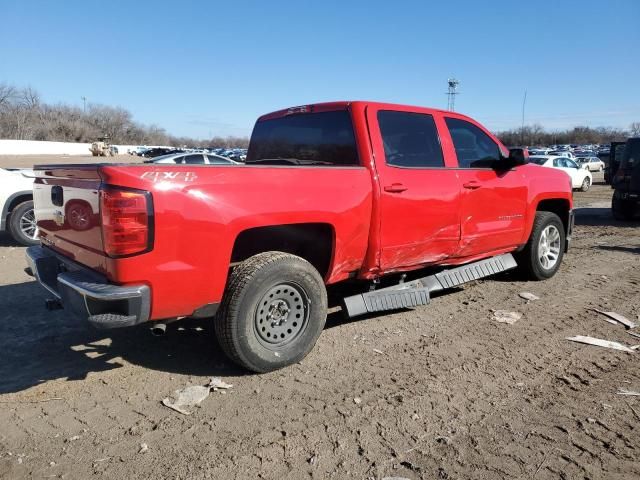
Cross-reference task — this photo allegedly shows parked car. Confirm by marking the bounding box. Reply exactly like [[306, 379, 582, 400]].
[[576, 156, 605, 172], [529, 156, 593, 191], [548, 150, 575, 159], [611, 137, 640, 220], [0, 168, 38, 245], [27, 101, 573, 372], [143, 152, 239, 165], [140, 148, 183, 158]]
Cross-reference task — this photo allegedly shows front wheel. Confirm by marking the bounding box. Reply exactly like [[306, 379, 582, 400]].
[[215, 252, 328, 373], [581, 176, 591, 192], [8, 200, 39, 246], [515, 212, 565, 281]]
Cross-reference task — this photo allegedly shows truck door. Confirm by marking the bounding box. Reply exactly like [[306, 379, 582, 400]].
[[442, 116, 527, 257], [367, 106, 461, 271]]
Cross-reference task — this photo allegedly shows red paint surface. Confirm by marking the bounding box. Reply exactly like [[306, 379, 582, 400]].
[[33, 101, 573, 320]]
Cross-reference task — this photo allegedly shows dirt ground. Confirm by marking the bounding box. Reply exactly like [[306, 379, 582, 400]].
[[0, 160, 638, 480], [0, 154, 142, 169]]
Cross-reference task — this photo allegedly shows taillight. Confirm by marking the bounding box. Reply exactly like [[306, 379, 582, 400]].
[[100, 187, 153, 257]]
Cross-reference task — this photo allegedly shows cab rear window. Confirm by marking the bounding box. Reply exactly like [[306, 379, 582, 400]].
[[246, 110, 359, 166]]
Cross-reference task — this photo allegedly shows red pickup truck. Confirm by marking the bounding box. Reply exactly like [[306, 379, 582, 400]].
[[27, 101, 573, 372]]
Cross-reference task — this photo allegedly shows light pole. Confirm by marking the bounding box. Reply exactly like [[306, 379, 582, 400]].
[[81, 96, 87, 114], [521, 90, 527, 145]]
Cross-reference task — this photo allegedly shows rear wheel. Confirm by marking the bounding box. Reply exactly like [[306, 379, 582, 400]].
[[516, 211, 565, 281], [580, 176, 591, 192], [215, 252, 328, 372], [8, 200, 39, 246]]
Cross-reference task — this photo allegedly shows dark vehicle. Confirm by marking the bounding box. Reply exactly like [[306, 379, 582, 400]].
[[140, 148, 183, 158], [612, 138, 640, 220], [605, 141, 627, 185]]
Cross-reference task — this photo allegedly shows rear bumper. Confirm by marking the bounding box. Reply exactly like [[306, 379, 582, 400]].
[[26, 246, 150, 329]]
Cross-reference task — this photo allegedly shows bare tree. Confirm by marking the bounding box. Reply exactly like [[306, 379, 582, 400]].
[[630, 122, 640, 137]]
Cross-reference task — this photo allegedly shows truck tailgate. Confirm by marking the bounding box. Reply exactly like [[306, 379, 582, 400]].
[[33, 165, 105, 270]]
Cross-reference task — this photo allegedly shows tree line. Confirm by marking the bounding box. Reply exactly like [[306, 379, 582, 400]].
[[496, 122, 640, 147], [0, 83, 249, 148], [2, 82, 638, 149]]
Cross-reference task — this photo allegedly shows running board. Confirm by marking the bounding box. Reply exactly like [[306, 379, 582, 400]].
[[343, 254, 517, 318]]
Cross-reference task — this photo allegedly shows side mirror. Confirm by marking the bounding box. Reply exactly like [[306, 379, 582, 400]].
[[508, 148, 529, 166]]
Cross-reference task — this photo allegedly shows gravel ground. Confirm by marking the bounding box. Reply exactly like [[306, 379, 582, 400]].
[[0, 163, 638, 479], [0, 155, 142, 169]]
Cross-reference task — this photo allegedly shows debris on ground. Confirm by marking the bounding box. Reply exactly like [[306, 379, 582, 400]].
[[519, 292, 540, 301], [492, 310, 522, 325], [353, 397, 362, 405], [162, 385, 211, 415], [138, 443, 148, 454], [162, 378, 234, 414], [628, 331, 640, 339], [208, 377, 233, 391], [566, 336, 635, 353], [592, 309, 638, 329], [373, 349, 384, 355], [617, 388, 640, 396]]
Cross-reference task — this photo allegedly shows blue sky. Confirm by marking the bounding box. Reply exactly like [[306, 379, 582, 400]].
[[1, 0, 639, 138]]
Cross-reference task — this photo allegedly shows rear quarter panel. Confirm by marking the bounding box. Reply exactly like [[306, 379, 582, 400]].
[[99, 164, 373, 319]]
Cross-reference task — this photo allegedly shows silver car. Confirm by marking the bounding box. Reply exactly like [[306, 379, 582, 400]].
[[145, 152, 239, 165], [576, 156, 605, 172]]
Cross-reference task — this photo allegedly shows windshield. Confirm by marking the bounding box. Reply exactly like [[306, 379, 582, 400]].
[[246, 110, 359, 166]]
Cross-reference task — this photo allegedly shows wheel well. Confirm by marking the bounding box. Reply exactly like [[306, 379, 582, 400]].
[[537, 199, 570, 233], [2, 193, 33, 228], [231, 223, 334, 278], [7, 194, 33, 214]]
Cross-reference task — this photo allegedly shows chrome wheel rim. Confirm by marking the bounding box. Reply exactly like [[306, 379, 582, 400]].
[[538, 225, 561, 270], [20, 208, 38, 240], [254, 282, 309, 348]]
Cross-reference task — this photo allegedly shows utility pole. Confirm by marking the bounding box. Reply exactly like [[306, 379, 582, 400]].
[[446, 78, 459, 111], [81, 96, 87, 114], [521, 90, 527, 146]]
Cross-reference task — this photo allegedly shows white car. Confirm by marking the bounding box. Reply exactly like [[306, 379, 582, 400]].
[[529, 156, 593, 191], [0, 168, 38, 245], [576, 156, 605, 172], [547, 150, 575, 159]]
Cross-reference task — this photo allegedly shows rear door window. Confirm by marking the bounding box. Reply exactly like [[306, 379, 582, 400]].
[[184, 154, 205, 164], [246, 110, 359, 166], [377, 111, 444, 168], [445, 118, 501, 168], [206, 155, 230, 164]]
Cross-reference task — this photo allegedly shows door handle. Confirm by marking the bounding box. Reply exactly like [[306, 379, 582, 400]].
[[384, 183, 408, 193], [463, 181, 481, 190]]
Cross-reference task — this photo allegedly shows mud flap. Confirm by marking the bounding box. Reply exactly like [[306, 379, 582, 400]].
[[343, 253, 517, 318]]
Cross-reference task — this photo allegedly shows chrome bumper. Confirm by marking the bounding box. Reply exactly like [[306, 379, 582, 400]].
[[26, 246, 150, 329]]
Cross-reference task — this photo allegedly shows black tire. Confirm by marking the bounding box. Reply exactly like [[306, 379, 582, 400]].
[[515, 211, 565, 281], [580, 176, 591, 192], [8, 200, 39, 246], [612, 194, 635, 221], [215, 252, 328, 373]]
